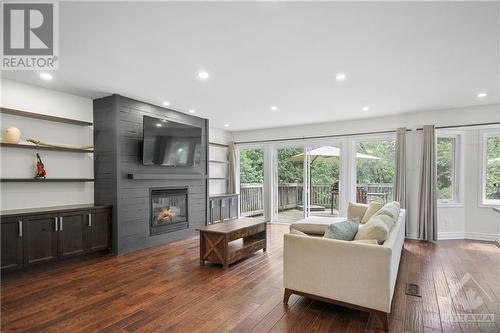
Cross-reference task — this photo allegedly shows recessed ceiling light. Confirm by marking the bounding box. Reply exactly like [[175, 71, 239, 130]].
[[270, 106, 278, 111], [224, 123, 229, 127], [335, 73, 346, 81], [198, 71, 210, 80], [477, 92, 487, 98], [188, 109, 196, 114], [156, 123, 162, 127], [162, 101, 170, 107], [362, 106, 370, 111], [39, 72, 53, 80]]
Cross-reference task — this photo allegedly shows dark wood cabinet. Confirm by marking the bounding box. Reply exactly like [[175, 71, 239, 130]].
[[23, 214, 58, 266], [208, 194, 238, 225], [87, 210, 110, 252], [1, 204, 111, 272], [1, 218, 23, 271], [58, 212, 88, 258]]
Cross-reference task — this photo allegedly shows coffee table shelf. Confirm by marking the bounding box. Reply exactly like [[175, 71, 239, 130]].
[[197, 218, 266, 269]]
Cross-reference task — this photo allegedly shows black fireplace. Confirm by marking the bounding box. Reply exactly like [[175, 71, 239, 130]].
[[150, 188, 188, 235]]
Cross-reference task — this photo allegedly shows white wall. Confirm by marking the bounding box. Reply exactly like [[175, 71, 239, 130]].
[[0, 79, 94, 210], [232, 104, 500, 240]]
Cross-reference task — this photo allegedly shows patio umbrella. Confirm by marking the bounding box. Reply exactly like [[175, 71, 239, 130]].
[[287, 146, 381, 163]]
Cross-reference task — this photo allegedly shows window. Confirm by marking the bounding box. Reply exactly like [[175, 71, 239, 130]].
[[436, 136, 458, 202], [481, 131, 500, 206], [355, 138, 395, 204]]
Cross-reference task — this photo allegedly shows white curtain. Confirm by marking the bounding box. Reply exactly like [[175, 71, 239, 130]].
[[418, 125, 438, 242], [394, 127, 407, 235], [227, 142, 237, 194]]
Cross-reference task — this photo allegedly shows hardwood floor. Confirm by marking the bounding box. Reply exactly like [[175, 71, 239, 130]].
[[1, 224, 499, 332]]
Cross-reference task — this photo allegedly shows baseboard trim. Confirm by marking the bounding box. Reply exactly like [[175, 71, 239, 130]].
[[464, 232, 500, 242], [438, 232, 465, 240]]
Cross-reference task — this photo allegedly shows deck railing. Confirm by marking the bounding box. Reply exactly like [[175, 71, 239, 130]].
[[240, 183, 393, 216]]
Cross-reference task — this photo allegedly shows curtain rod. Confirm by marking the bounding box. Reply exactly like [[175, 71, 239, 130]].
[[415, 121, 500, 131], [234, 129, 408, 145], [209, 142, 229, 148]]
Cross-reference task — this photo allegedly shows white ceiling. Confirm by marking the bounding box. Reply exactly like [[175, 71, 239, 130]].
[[2, 1, 499, 131]]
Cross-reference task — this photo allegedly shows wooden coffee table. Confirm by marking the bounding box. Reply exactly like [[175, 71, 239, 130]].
[[196, 217, 267, 269]]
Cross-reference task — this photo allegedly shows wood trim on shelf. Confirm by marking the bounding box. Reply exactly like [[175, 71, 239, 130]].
[[0, 142, 93, 153], [0, 178, 95, 183], [0, 107, 93, 126]]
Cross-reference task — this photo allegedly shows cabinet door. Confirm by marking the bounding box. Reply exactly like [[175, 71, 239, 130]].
[[23, 215, 58, 266], [87, 210, 110, 252], [221, 199, 231, 221], [229, 196, 238, 219], [58, 212, 87, 258], [1, 218, 23, 271], [211, 199, 222, 223]]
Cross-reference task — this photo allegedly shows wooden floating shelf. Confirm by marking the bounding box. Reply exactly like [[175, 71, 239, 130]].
[[209, 160, 229, 164], [0, 178, 95, 183], [0, 107, 93, 126], [0, 142, 93, 153]]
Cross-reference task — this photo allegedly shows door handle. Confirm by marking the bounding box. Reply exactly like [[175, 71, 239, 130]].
[[54, 217, 59, 232], [59, 217, 63, 231], [88, 214, 92, 227], [18, 221, 22, 237]]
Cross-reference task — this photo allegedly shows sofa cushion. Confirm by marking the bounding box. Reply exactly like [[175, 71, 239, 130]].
[[373, 201, 401, 220], [290, 229, 309, 236], [290, 216, 347, 235], [361, 202, 384, 224], [347, 202, 369, 220], [352, 239, 379, 245], [354, 217, 390, 244], [323, 219, 359, 241]]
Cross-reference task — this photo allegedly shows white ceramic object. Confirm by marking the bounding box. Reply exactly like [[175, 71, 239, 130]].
[[3, 127, 21, 144]]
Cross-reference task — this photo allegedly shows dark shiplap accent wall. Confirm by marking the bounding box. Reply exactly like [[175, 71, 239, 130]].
[[93, 95, 209, 255]]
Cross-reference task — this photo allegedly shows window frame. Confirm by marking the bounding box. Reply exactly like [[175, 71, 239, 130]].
[[435, 131, 462, 206], [351, 134, 396, 205], [479, 129, 500, 207]]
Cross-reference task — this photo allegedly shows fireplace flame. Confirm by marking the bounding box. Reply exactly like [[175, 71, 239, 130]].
[[156, 208, 177, 223]]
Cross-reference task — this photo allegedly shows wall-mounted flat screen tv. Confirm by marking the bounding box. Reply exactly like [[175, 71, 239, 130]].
[[142, 115, 202, 167]]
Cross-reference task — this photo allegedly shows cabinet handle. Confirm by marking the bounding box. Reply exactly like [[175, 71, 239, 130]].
[[59, 217, 63, 231], [18, 221, 22, 237], [54, 217, 59, 231], [88, 214, 92, 227]]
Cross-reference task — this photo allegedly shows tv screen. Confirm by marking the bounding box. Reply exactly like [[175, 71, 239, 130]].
[[142, 115, 202, 167]]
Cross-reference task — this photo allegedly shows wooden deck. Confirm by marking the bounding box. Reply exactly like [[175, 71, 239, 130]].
[[1, 224, 499, 332]]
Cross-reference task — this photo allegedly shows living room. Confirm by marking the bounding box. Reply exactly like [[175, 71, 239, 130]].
[[1, 1, 499, 332]]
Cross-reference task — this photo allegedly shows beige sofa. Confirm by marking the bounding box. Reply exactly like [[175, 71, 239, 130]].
[[283, 208, 406, 330]]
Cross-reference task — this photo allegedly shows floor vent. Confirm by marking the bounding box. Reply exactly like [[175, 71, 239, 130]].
[[406, 283, 421, 297]]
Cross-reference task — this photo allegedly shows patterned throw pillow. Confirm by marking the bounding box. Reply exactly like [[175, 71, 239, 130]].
[[323, 219, 359, 241]]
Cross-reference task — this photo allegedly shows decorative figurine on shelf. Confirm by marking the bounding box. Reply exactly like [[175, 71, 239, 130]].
[[2, 127, 21, 144], [35, 153, 46, 179]]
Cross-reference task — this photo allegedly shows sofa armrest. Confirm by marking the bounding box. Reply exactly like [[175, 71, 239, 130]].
[[283, 234, 393, 313]]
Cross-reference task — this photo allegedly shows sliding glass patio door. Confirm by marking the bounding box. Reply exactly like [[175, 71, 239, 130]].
[[306, 144, 342, 218], [273, 147, 305, 223], [239, 147, 265, 220]]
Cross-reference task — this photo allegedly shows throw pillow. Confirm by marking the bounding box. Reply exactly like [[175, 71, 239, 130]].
[[290, 229, 309, 237], [361, 202, 384, 224], [367, 214, 395, 231], [323, 219, 359, 241], [347, 202, 369, 220], [354, 218, 389, 244], [352, 239, 379, 245], [373, 201, 401, 220]]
